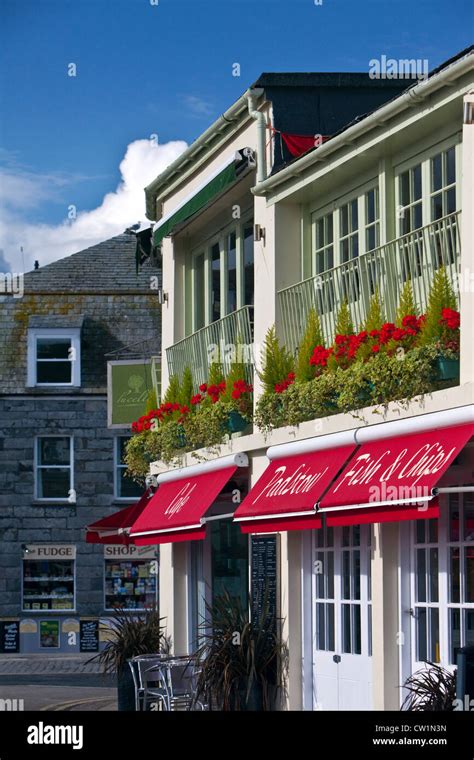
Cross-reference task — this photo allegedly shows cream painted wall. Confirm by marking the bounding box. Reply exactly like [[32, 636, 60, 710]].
[[460, 91, 474, 385]]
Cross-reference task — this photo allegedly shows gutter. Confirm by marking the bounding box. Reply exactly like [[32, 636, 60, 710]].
[[252, 52, 474, 196], [145, 89, 257, 220], [247, 88, 266, 183]]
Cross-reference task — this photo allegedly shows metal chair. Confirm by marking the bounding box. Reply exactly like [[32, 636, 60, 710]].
[[161, 656, 205, 711], [141, 662, 170, 711], [128, 655, 165, 711]]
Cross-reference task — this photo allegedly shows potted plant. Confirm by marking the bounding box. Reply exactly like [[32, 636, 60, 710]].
[[401, 662, 456, 711], [88, 606, 165, 712], [194, 589, 287, 711]]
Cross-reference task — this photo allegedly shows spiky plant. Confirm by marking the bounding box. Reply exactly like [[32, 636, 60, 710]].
[[163, 374, 181, 405], [193, 588, 288, 711], [396, 280, 419, 326], [259, 325, 294, 395], [145, 388, 158, 413], [295, 308, 324, 382], [88, 606, 165, 674], [401, 662, 456, 711], [419, 267, 458, 346], [179, 366, 194, 406], [334, 300, 354, 337]]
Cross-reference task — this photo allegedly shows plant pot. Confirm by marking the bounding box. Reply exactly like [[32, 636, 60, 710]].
[[175, 424, 186, 448], [117, 666, 136, 712], [226, 410, 248, 433], [436, 356, 460, 381], [237, 682, 264, 711]]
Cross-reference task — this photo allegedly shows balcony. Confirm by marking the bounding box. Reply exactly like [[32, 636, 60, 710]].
[[278, 212, 461, 352], [166, 305, 254, 389]]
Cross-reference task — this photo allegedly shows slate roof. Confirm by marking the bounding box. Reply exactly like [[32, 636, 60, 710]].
[[23, 232, 158, 293]]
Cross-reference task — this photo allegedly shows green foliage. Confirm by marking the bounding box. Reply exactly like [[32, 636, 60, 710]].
[[259, 325, 294, 395], [183, 403, 229, 452], [295, 308, 324, 382], [363, 290, 384, 333], [160, 420, 188, 464], [87, 607, 165, 674], [419, 267, 458, 346], [124, 429, 162, 480], [145, 388, 158, 413], [396, 280, 418, 325], [208, 360, 225, 387], [194, 589, 288, 711], [163, 375, 181, 405], [179, 366, 194, 407], [334, 300, 354, 336]]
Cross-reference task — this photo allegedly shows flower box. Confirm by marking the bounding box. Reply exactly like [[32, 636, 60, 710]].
[[226, 410, 248, 433], [436, 356, 460, 381]]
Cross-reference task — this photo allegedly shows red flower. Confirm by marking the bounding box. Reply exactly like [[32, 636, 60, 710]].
[[232, 390, 241, 400], [392, 328, 406, 342], [440, 308, 460, 331], [402, 314, 419, 331], [371, 344, 380, 353], [190, 394, 202, 406], [180, 405, 190, 415], [199, 383, 207, 393]]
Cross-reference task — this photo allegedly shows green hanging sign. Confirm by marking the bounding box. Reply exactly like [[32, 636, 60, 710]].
[[107, 360, 152, 427]]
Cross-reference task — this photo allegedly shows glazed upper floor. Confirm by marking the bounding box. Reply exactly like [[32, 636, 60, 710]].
[[146, 49, 474, 394]]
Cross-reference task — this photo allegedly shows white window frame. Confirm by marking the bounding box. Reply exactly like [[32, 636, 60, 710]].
[[22, 555, 76, 613], [114, 435, 142, 501], [27, 328, 81, 387], [188, 212, 253, 331], [34, 435, 74, 503], [310, 179, 380, 274], [394, 135, 462, 234]]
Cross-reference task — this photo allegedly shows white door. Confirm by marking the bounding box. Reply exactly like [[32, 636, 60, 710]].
[[312, 524, 373, 710], [400, 493, 474, 701]]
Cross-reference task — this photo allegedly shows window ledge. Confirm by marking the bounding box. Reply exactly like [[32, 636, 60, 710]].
[[31, 500, 76, 506]]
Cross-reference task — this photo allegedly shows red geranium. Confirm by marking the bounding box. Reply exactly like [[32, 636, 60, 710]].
[[440, 308, 460, 331]]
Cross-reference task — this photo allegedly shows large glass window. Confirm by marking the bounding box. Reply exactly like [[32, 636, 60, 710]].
[[226, 231, 237, 315], [211, 242, 221, 323], [398, 163, 423, 235], [104, 555, 158, 610], [211, 520, 248, 610], [430, 146, 456, 221], [23, 556, 75, 611], [188, 217, 253, 330], [115, 437, 142, 499], [35, 437, 73, 500], [193, 252, 205, 330]]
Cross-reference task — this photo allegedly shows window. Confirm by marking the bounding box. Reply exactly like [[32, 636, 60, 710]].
[[35, 437, 73, 501], [414, 518, 440, 663], [447, 494, 474, 663], [188, 216, 254, 331], [115, 437, 142, 499], [430, 146, 456, 221], [365, 188, 380, 253], [398, 163, 423, 235], [23, 545, 76, 611], [315, 523, 335, 652], [315, 212, 334, 274], [104, 547, 158, 611], [27, 328, 81, 387]]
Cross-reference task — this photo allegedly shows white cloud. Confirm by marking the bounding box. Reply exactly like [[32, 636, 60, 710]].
[[183, 94, 214, 117], [0, 138, 188, 273]]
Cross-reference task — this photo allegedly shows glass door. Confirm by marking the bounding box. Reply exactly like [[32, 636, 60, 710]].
[[312, 524, 372, 710]]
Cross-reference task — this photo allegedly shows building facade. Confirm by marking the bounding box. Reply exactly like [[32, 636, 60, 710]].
[[126, 48, 473, 710], [0, 233, 161, 654]]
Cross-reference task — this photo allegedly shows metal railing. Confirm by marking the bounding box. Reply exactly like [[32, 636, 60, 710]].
[[166, 305, 254, 389], [278, 212, 461, 352]]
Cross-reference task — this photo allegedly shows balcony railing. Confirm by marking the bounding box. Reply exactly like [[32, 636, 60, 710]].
[[166, 305, 254, 389], [278, 212, 461, 352]]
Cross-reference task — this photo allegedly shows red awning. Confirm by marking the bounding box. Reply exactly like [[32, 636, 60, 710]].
[[86, 489, 153, 545], [129, 466, 238, 545], [318, 423, 473, 526], [234, 444, 356, 534]]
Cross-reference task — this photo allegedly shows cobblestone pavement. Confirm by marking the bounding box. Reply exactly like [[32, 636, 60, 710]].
[[0, 654, 102, 675], [0, 684, 117, 711]]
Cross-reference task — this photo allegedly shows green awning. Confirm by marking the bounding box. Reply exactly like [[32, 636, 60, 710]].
[[152, 161, 237, 247]]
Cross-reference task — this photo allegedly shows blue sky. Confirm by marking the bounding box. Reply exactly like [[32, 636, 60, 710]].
[[0, 0, 472, 271]]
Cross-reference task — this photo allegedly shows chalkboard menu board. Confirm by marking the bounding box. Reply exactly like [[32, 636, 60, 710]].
[[251, 535, 278, 628], [79, 620, 99, 652], [0, 620, 20, 653]]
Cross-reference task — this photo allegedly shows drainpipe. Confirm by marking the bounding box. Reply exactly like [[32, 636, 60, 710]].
[[247, 88, 266, 184]]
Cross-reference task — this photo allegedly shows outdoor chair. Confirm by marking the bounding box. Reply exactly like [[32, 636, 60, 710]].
[[128, 654, 166, 711], [141, 661, 170, 711], [161, 656, 206, 711]]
